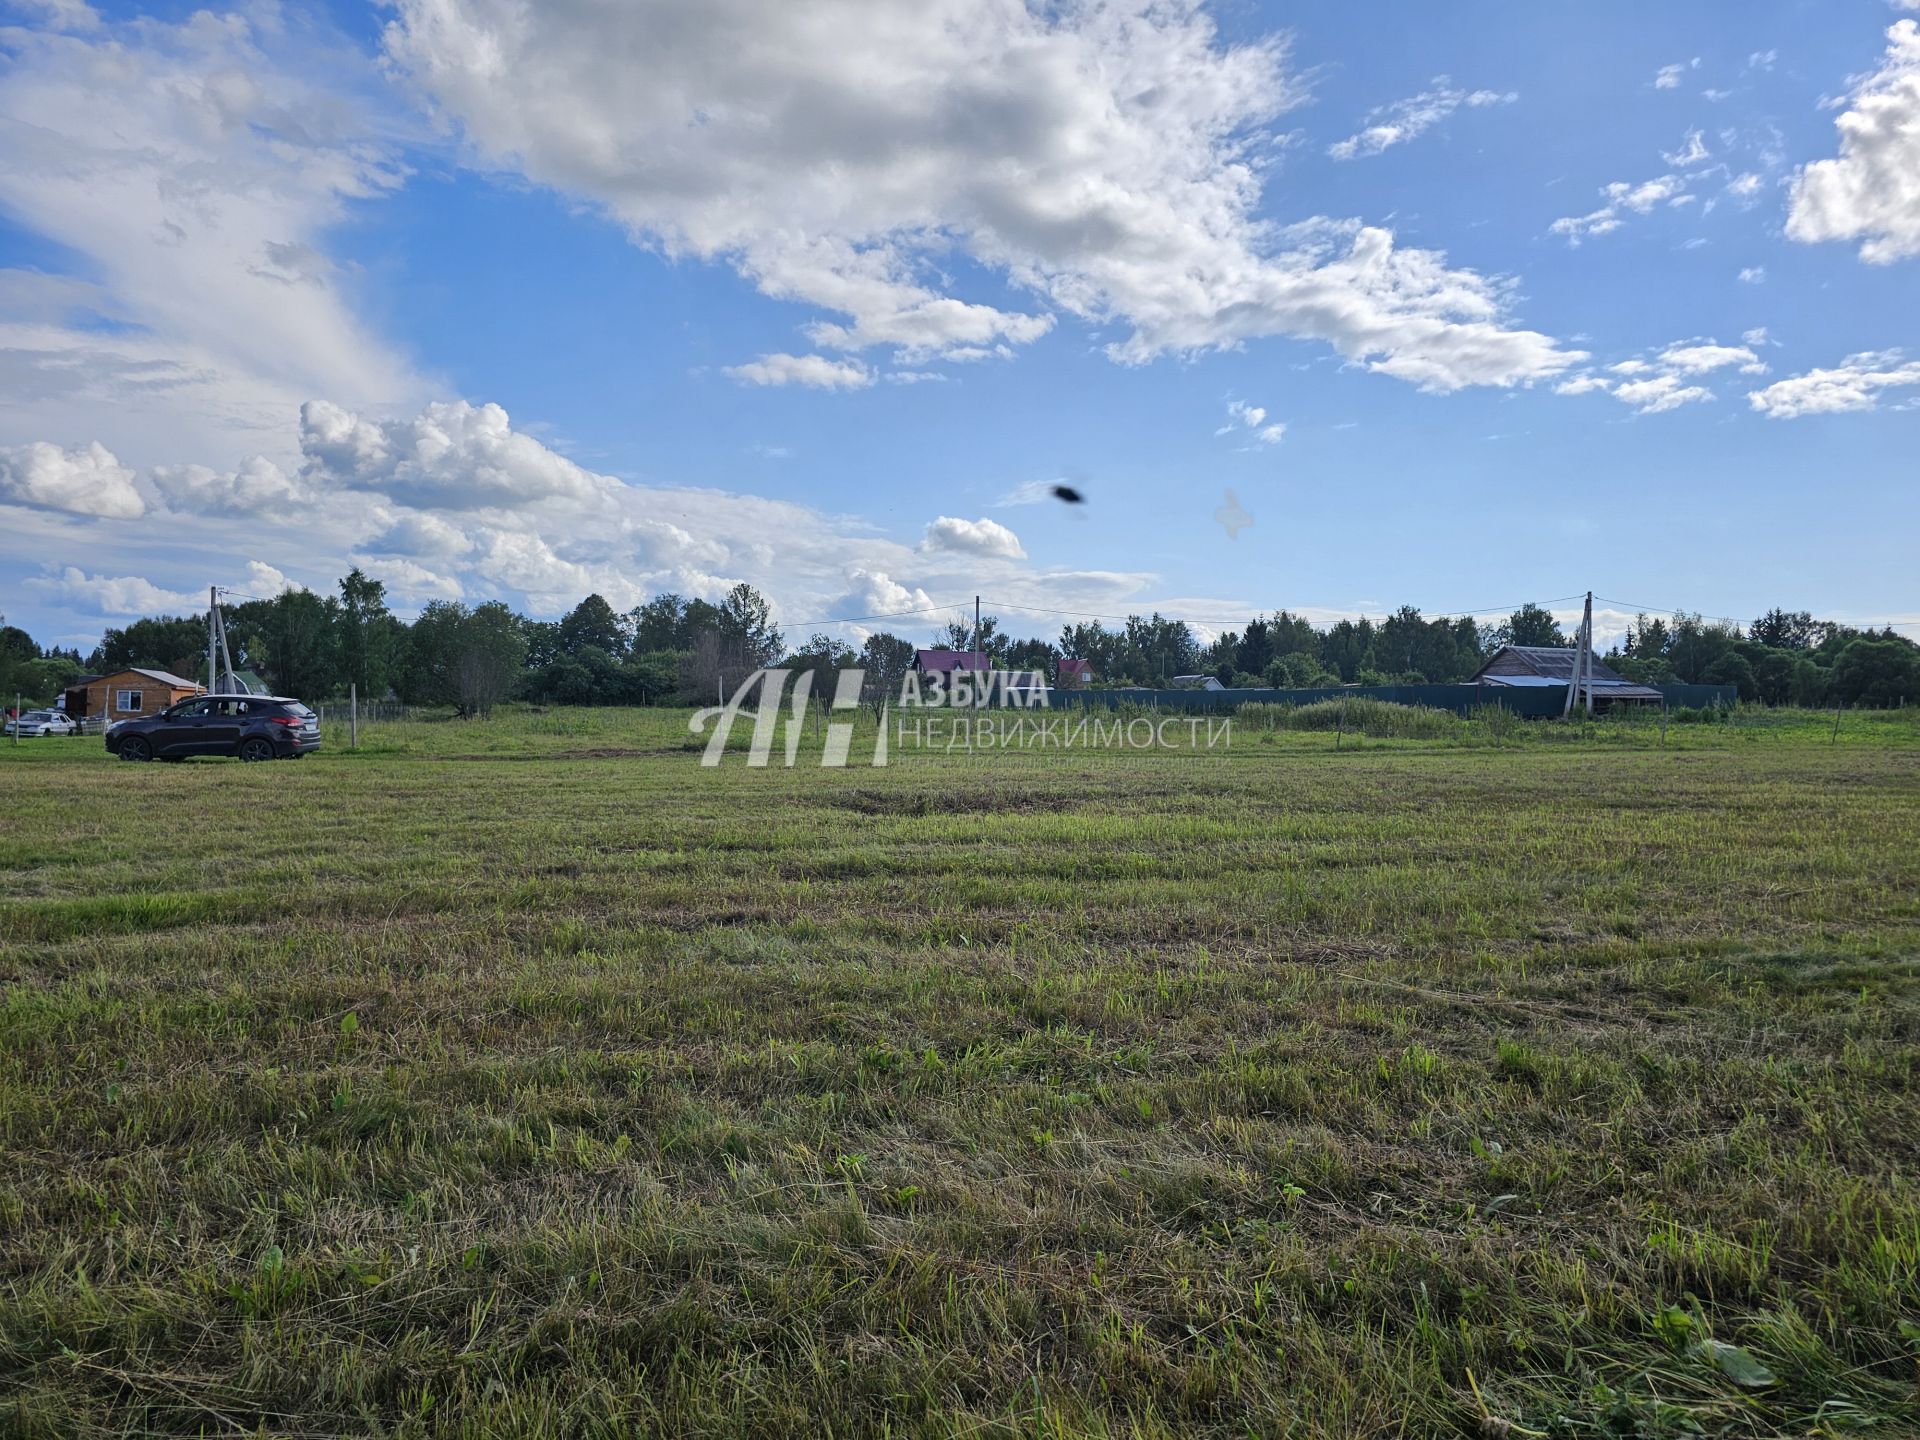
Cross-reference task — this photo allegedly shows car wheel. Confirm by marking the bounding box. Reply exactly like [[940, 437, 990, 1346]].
[[120, 736, 153, 762], [239, 736, 275, 762]]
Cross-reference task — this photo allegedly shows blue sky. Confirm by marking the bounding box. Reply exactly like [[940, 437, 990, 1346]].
[[1, 0, 1916, 654]]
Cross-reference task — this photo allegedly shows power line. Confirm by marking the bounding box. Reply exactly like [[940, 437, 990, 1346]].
[[979, 594, 1587, 627], [781, 591, 1916, 638], [1595, 596, 1920, 633], [783, 601, 960, 629], [789, 593, 1588, 633]]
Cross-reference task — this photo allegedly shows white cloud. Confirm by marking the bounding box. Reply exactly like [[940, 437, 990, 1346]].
[[8, 0, 99, 31], [0, 394, 1235, 647], [349, 555, 465, 603], [1742, 326, 1772, 347], [833, 568, 937, 629], [0, 439, 143, 518], [722, 353, 875, 390], [26, 566, 200, 615], [1550, 175, 1690, 243], [1748, 349, 1920, 417], [921, 515, 1027, 560], [0, 9, 426, 468], [1557, 337, 1762, 412], [1655, 58, 1700, 90], [1219, 398, 1285, 444], [1613, 374, 1714, 414], [1327, 78, 1516, 160], [1656, 341, 1768, 375], [1553, 374, 1612, 396], [1748, 50, 1778, 72], [1663, 129, 1710, 167], [151, 456, 304, 515], [298, 399, 619, 511], [374, 511, 475, 561], [241, 560, 298, 597], [1727, 172, 1764, 200], [1787, 21, 1920, 263], [384, 0, 1579, 392], [1739, 266, 1767, 284]]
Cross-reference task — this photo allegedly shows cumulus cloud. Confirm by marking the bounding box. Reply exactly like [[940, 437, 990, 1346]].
[[1553, 374, 1611, 397], [723, 353, 875, 390], [1656, 341, 1768, 376], [1327, 78, 1515, 160], [834, 568, 937, 627], [26, 566, 200, 615], [1738, 265, 1767, 283], [1218, 398, 1285, 444], [0, 439, 143, 518], [384, 0, 1579, 391], [1787, 21, 1920, 262], [1612, 374, 1714, 414], [1748, 350, 1920, 417], [1554, 337, 1761, 413], [0, 8, 426, 467], [298, 399, 618, 511], [373, 511, 475, 561], [1550, 175, 1691, 243], [921, 515, 1027, 560], [151, 455, 304, 515], [241, 560, 298, 596], [350, 555, 466, 603]]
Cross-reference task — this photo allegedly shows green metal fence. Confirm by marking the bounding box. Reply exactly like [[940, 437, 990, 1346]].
[[1042, 682, 1736, 716]]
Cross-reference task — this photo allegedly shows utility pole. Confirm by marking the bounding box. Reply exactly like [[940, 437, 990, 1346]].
[[208, 585, 218, 694], [1563, 591, 1594, 717], [973, 595, 982, 669], [1582, 591, 1595, 716]]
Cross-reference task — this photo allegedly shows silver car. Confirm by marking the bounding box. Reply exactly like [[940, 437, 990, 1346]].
[[3, 709, 79, 737]]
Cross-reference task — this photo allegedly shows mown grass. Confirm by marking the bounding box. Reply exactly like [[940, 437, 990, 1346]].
[[0, 707, 1917, 1437]]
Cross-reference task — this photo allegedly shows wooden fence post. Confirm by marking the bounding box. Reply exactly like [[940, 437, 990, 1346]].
[[350, 684, 359, 750]]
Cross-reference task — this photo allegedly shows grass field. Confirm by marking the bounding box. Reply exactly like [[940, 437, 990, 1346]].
[[2, 705, 1917, 1437]]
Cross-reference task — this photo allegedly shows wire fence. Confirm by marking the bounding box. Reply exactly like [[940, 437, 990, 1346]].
[[312, 701, 414, 727]]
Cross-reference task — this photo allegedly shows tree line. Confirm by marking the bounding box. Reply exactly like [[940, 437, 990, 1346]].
[[5, 580, 1915, 715]]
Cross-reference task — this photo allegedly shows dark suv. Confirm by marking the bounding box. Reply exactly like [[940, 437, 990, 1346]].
[[106, 694, 321, 763]]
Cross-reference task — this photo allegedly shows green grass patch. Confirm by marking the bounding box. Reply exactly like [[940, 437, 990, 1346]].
[[0, 707, 1916, 1436]]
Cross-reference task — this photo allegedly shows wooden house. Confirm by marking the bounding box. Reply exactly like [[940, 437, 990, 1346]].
[[61, 668, 203, 724]]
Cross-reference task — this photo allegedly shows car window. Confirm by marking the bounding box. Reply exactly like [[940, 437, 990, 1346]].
[[171, 699, 211, 719]]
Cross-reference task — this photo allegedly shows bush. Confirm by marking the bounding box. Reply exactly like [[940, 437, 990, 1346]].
[[1236, 697, 1466, 740], [1832, 636, 1920, 708]]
